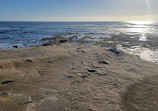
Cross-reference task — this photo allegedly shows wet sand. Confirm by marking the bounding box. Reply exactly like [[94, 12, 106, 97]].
[[0, 41, 158, 111]]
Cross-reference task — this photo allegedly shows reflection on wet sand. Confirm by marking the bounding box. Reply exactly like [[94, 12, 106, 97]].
[[117, 45, 158, 64]]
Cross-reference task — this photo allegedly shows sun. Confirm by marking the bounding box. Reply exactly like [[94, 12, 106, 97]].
[[129, 21, 154, 25]]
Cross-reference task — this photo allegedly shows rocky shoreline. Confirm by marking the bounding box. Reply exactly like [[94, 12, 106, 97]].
[[0, 34, 158, 111]]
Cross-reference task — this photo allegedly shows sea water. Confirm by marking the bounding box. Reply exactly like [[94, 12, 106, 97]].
[[0, 21, 158, 63]]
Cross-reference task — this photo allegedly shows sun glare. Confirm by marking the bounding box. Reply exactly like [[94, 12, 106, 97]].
[[129, 21, 154, 24]]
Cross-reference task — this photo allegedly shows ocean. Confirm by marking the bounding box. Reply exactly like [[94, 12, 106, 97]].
[[0, 21, 157, 49], [0, 21, 158, 64]]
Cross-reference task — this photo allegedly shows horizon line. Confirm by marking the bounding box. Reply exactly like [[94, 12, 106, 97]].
[[0, 20, 157, 22]]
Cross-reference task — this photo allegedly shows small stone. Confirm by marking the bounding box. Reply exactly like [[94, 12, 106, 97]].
[[108, 48, 120, 55], [77, 73, 83, 76], [87, 69, 96, 73], [13, 45, 18, 48], [82, 75, 87, 78], [59, 39, 68, 43], [99, 61, 108, 64], [81, 51, 86, 53], [67, 76, 74, 79], [26, 59, 33, 63]]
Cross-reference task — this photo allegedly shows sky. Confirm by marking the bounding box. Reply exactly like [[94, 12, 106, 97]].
[[0, 0, 158, 21]]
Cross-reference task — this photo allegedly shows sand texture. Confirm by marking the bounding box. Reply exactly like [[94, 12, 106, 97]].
[[0, 43, 158, 111]]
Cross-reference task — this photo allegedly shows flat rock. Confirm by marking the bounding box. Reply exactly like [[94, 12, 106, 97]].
[[59, 39, 68, 43], [108, 48, 120, 55], [87, 69, 96, 73]]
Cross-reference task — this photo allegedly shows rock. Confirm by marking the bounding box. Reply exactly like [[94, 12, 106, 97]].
[[108, 41, 115, 44], [108, 48, 120, 55], [99, 60, 108, 64], [25, 59, 33, 63], [13, 45, 18, 48], [87, 69, 96, 73], [1, 80, 14, 85], [81, 50, 86, 53], [24, 101, 33, 104], [42, 42, 52, 46], [67, 76, 74, 79], [93, 66, 102, 68], [48, 61, 53, 63], [59, 39, 68, 43], [77, 73, 83, 76], [82, 75, 88, 78]]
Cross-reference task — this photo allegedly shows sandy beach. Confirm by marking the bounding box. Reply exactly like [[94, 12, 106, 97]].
[[0, 0, 158, 110], [0, 37, 158, 111]]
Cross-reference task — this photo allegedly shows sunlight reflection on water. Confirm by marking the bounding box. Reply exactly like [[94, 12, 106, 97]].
[[128, 21, 154, 24], [117, 44, 158, 64], [127, 21, 154, 41]]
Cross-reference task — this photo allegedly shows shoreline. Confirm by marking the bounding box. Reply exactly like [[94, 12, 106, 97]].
[[0, 42, 158, 111], [1, 31, 158, 65]]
